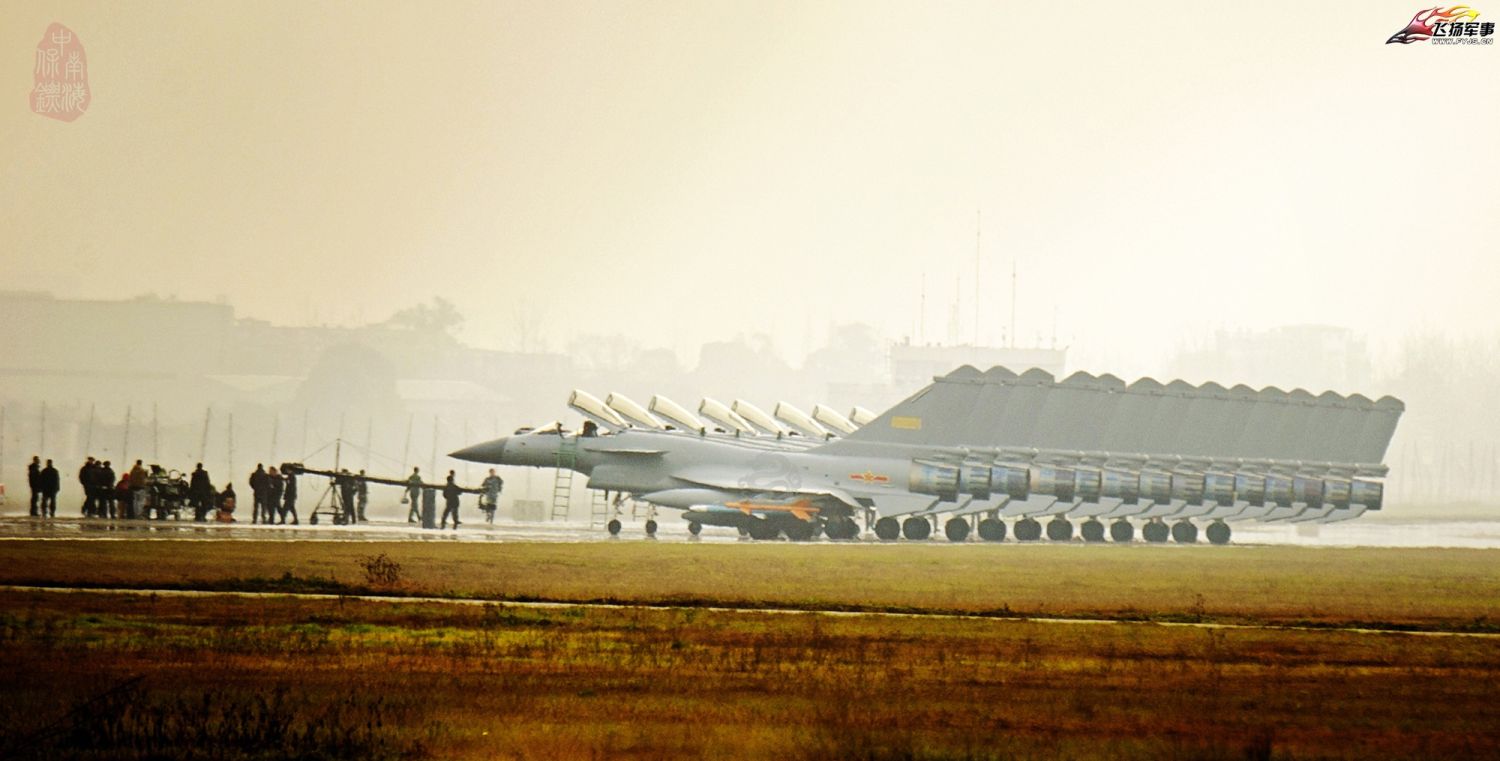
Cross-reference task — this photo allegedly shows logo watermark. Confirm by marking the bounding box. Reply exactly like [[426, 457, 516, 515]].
[[1386, 6, 1495, 44], [31, 22, 89, 122]]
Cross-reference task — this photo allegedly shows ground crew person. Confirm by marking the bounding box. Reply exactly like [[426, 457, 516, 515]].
[[266, 466, 284, 523], [282, 469, 299, 525], [249, 464, 269, 524], [128, 460, 149, 520], [27, 456, 41, 516], [405, 467, 422, 523], [440, 471, 461, 529], [336, 471, 357, 524], [217, 484, 237, 522], [78, 457, 97, 517], [39, 459, 59, 517], [480, 468, 503, 524], [356, 471, 369, 522], [189, 464, 213, 522]]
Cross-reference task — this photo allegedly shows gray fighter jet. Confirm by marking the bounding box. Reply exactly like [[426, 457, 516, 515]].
[[450, 366, 1403, 544]]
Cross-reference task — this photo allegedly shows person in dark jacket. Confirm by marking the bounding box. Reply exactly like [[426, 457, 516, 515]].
[[405, 467, 422, 523], [249, 464, 270, 524], [39, 459, 60, 517], [217, 484, 237, 523], [96, 461, 116, 519], [355, 471, 369, 523], [27, 456, 41, 516], [189, 464, 213, 522], [265, 466, 284, 524], [440, 471, 461, 530], [281, 469, 299, 525], [78, 457, 97, 517], [337, 471, 357, 525]]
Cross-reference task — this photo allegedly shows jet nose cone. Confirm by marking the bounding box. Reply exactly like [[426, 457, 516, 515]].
[[449, 437, 507, 463]]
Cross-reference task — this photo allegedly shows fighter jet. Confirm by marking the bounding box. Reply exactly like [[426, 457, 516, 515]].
[[451, 366, 1403, 544]]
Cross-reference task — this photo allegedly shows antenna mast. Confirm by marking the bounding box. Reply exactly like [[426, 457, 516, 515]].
[[1010, 261, 1018, 349], [974, 210, 981, 347]]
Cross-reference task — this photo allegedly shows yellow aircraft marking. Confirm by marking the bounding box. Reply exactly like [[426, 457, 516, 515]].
[[891, 416, 922, 430]]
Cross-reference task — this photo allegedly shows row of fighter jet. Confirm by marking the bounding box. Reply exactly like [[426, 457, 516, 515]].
[[451, 366, 1402, 544]]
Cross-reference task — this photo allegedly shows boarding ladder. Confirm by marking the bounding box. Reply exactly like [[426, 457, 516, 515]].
[[550, 439, 577, 522], [590, 489, 610, 527]]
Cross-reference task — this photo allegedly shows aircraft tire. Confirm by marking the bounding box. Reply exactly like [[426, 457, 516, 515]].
[[977, 518, 1006, 542], [902, 516, 932, 540], [1046, 517, 1074, 542], [1143, 521, 1170, 543], [944, 518, 970, 542], [644, 520, 658, 537], [1080, 518, 1106, 543], [1172, 520, 1198, 544], [607, 519, 622, 536], [1109, 520, 1134, 543], [1206, 520, 1231, 545], [1014, 518, 1042, 542], [826, 516, 859, 540], [747, 519, 780, 541], [784, 521, 816, 542], [687, 521, 702, 536], [874, 516, 901, 541]]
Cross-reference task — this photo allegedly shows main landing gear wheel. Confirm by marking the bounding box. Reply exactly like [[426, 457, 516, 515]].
[[825, 516, 859, 540], [784, 521, 816, 542], [644, 520, 658, 537], [1080, 518, 1106, 543], [1014, 517, 1042, 542], [1142, 521, 1170, 543], [1171, 520, 1198, 544], [687, 521, 702, 536], [1046, 517, 1074, 542], [1206, 520, 1231, 545], [747, 520, 779, 541], [902, 516, 932, 540], [944, 518, 971, 542], [874, 516, 901, 541], [977, 518, 1006, 542], [1109, 520, 1134, 543], [607, 519, 622, 536]]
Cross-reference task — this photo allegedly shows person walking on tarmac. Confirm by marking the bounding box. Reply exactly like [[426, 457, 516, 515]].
[[336, 470, 358, 525], [440, 471, 462, 530], [189, 464, 213, 522], [128, 460, 149, 520], [282, 468, 299, 525], [27, 456, 42, 516], [480, 469, 503, 524], [79, 457, 97, 517], [355, 471, 369, 523], [39, 459, 59, 517], [405, 467, 423, 523], [96, 461, 116, 519], [249, 464, 269, 524], [266, 466, 284, 524]]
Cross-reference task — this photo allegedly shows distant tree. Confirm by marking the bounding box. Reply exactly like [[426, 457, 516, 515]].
[[383, 297, 464, 335]]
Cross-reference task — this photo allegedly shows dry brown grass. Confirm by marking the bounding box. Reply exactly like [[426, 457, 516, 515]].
[[0, 589, 1497, 760], [0, 541, 1497, 630]]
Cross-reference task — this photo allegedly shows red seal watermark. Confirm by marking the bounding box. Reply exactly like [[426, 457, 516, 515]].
[[31, 23, 89, 122]]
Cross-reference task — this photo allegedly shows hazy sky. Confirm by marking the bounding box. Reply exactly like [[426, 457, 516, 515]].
[[4, 1, 1498, 378]]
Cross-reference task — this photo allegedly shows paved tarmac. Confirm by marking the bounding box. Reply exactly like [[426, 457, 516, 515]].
[[0, 512, 1496, 548]]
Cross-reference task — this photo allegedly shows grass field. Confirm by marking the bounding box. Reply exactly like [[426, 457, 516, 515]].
[[1, 541, 1498, 759], [0, 541, 1497, 630]]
